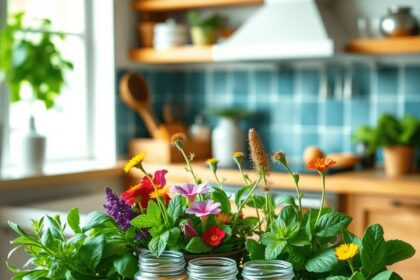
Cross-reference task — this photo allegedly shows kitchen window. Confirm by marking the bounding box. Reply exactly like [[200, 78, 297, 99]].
[[1, 0, 116, 172]]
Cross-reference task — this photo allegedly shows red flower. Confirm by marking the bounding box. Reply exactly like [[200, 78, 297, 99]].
[[202, 226, 226, 246], [121, 169, 170, 208], [307, 157, 336, 172]]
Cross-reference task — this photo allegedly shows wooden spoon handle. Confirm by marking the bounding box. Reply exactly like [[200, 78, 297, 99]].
[[136, 107, 164, 139]]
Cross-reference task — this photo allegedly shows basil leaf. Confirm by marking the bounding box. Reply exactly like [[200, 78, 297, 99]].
[[315, 212, 352, 237], [185, 237, 212, 254], [361, 224, 386, 278], [67, 208, 81, 234], [384, 239, 415, 265], [305, 248, 337, 273]]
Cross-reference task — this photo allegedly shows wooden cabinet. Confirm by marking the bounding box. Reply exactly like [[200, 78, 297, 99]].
[[345, 194, 420, 280]]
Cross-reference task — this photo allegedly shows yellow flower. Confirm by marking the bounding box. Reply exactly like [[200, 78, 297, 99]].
[[124, 152, 146, 173], [232, 151, 244, 158], [206, 158, 218, 165], [335, 243, 359, 261], [149, 187, 169, 199]]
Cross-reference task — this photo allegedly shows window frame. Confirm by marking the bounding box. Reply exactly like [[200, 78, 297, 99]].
[[0, 0, 116, 173]]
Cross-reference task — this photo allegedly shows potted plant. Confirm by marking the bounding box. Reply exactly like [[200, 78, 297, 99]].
[[187, 11, 223, 45], [372, 114, 420, 177], [352, 125, 376, 168], [0, 13, 73, 174]]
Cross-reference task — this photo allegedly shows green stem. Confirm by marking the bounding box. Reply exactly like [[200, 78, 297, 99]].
[[348, 259, 355, 274], [284, 165, 303, 220], [212, 169, 223, 189], [177, 144, 200, 185], [138, 165, 170, 226], [314, 172, 326, 227], [233, 176, 263, 223]]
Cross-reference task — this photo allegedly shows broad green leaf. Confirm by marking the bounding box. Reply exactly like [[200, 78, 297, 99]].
[[327, 277, 348, 280], [211, 187, 231, 213], [315, 212, 352, 237], [288, 246, 307, 270], [350, 272, 366, 280], [245, 239, 265, 260], [371, 270, 393, 280], [11, 236, 39, 247], [147, 200, 162, 224], [261, 233, 287, 260], [67, 208, 81, 233], [167, 227, 181, 247], [246, 195, 266, 209], [279, 205, 299, 226], [342, 229, 362, 249], [235, 185, 251, 207], [384, 239, 415, 265], [47, 216, 64, 241], [185, 237, 212, 254], [113, 253, 138, 278], [361, 224, 386, 278], [149, 231, 169, 256], [8, 221, 28, 236], [78, 235, 105, 270], [131, 214, 159, 229], [167, 196, 183, 223], [305, 248, 337, 273], [83, 211, 115, 231], [275, 195, 297, 207]]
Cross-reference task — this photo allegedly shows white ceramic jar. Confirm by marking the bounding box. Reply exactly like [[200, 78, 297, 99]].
[[211, 117, 245, 168], [153, 19, 188, 50]]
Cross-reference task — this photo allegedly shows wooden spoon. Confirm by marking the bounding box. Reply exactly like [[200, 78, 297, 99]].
[[119, 72, 163, 139]]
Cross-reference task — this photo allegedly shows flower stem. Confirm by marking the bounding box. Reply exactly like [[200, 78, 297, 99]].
[[233, 175, 263, 223], [348, 259, 355, 274], [176, 144, 200, 185], [314, 172, 326, 227], [283, 164, 303, 220]]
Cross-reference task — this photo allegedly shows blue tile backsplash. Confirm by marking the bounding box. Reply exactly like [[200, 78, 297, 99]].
[[115, 64, 420, 161]]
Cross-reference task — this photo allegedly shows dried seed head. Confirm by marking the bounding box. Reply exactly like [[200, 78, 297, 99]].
[[170, 132, 187, 148], [272, 151, 287, 166], [248, 128, 269, 174]]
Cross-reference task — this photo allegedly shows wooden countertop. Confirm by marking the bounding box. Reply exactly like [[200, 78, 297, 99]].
[[135, 162, 420, 198]]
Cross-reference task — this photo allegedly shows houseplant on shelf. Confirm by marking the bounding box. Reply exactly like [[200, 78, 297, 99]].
[[6, 129, 415, 279], [352, 125, 376, 168], [0, 12, 73, 175], [371, 114, 420, 177], [187, 11, 223, 45]]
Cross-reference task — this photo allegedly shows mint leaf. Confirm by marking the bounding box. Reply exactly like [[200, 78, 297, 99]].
[[149, 231, 169, 256], [305, 248, 337, 273], [261, 232, 287, 260], [131, 214, 158, 228], [186, 237, 212, 253], [83, 211, 115, 231], [361, 224, 386, 278], [246, 239, 265, 260], [350, 272, 366, 280], [167, 195, 183, 223], [315, 212, 352, 237], [113, 253, 138, 278], [167, 227, 181, 247], [147, 200, 162, 224], [279, 205, 299, 226], [67, 208, 81, 233], [384, 239, 415, 265]]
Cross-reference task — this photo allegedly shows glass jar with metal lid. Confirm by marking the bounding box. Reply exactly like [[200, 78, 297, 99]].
[[187, 257, 238, 280], [135, 251, 187, 280], [242, 260, 294, 280]]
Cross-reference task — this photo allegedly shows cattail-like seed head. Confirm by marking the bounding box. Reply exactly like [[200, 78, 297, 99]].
[[272, 151, 287, 166], [248, 128, 269, 174], [170, 132, 187, 148]]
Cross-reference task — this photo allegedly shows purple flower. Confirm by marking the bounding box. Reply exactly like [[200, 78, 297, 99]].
[[180, 219, 198, 239], [136, 230, 149, 240], [186, 199, 221, 218], [172, 183, 211, 202], [104, 187, 136, 230]]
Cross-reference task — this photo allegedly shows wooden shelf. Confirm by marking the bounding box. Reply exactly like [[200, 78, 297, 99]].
[[130, 46, 213, 64], [347, 37, 420, 54], [132, 0, 263, 12]]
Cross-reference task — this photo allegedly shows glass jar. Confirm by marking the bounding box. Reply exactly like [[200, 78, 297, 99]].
[[187, 257, 238, 280], [135, 251, 187, 280], [242, 260, 294, 280]]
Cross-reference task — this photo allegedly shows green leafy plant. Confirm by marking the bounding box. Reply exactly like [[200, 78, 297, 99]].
[[205, 107, 254, 119], [7, 209, 139, 279], [373, 114, 420, 148], [352, 125, 376, 154], [187, 11, 223, 29], [0, 12, 73, 109]]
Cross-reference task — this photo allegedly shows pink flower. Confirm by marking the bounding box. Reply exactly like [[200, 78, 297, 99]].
[[172, 183, 210, 201], [186, 199, 221, 218], [180, 219, 198, 239]]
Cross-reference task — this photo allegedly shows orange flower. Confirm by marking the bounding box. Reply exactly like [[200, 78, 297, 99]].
[[216, 213, 232, 224], [307, 157, 336, 172]]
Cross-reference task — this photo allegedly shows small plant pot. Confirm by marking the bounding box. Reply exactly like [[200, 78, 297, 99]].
[[383, 146, 415, 178], [185, 248, 246, 266], [190, 26, 218, 45]]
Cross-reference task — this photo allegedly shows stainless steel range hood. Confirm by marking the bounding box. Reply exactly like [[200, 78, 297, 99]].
[[213, 0, 347, 61]]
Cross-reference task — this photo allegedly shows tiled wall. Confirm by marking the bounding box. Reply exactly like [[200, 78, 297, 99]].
[[115, 64, 420, 160]]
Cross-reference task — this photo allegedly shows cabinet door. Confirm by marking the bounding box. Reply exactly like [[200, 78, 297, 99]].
[[346, 195, 420, 280]]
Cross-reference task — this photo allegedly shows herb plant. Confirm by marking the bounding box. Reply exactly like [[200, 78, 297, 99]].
[[0, 13, 73, 109], [7, 209, 139, 279]]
